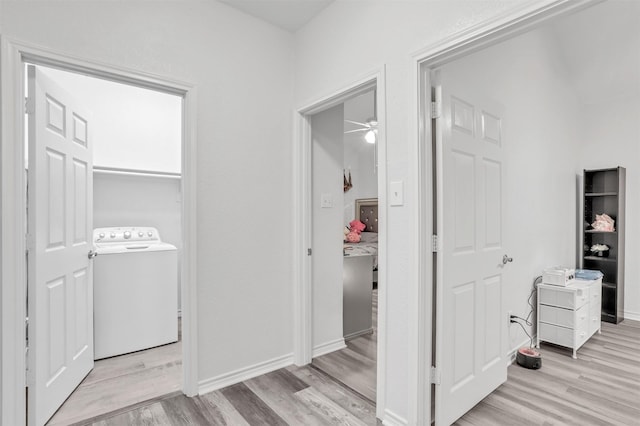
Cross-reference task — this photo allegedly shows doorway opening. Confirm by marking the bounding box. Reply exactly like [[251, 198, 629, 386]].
[[293, 70, 387, 418], [309, 89, 379, 402], [24, 64, 184, 426]]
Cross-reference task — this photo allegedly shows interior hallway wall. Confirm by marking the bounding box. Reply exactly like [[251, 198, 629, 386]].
[[294, 1, 583, 419], [0, 0, 295, 395], [311, 104, 345, 352], [579, 96, 640, 320]]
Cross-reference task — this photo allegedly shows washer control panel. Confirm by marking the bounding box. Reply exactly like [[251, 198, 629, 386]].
[[93, 227, 161, 246]]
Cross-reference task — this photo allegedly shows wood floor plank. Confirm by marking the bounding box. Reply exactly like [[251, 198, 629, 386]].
[[194, 391, 250, 426], [287, 365, 377, 423], [244, 370, 325, 426], [220, 382, 288, 426], [294, 387, 369, 426], [160, 394, 212, 425], [312, 347, 376, 401]]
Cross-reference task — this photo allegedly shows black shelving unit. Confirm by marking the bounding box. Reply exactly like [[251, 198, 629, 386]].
[[581, 167, 625, 324]]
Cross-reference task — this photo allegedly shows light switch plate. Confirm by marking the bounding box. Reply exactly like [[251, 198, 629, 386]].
[[390, 181, 404, 206], [321, 193, 333, 208]]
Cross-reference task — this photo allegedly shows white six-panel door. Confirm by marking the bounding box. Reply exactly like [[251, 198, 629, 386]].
[[27, 65, 94, 426], [434, 68, 508, 425]]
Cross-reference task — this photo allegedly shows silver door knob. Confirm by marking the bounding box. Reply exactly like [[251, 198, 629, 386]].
[[88, 250, 98, 260], [502, 254, 513, 264]]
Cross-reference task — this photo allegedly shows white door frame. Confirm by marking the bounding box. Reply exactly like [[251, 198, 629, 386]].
[[0, 37, 199, 426], [292, 67, 387, 418], [408, 0, 601, 424]]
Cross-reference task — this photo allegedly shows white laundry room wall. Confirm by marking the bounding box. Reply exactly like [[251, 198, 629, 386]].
[[40, 67, 183, 310]]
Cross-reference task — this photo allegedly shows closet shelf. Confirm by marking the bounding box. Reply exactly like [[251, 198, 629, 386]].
[[584, 230, 617, 234], [93, 166, 181, 179], [585, 192, 618, 197]]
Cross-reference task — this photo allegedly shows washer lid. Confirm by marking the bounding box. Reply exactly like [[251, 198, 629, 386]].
[[94, 242, 177, 254]]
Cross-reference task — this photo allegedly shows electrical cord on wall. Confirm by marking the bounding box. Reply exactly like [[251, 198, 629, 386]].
[[510, 275, 543, 348]]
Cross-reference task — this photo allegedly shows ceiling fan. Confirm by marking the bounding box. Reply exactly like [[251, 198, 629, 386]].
[[344, 90, 377, 144]]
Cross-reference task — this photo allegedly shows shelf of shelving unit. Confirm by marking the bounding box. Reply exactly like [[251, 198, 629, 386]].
[[585, 192, 618, 197], [581, 167, 625, 324], [583, 256, 616, 262]]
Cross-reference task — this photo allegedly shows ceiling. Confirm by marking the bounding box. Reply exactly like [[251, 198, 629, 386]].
[[218, 0, 334, 32]]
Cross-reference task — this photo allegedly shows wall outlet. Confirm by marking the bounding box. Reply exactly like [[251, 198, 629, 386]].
[[320, 193, 333, 208], [507, 310, 513, 324]]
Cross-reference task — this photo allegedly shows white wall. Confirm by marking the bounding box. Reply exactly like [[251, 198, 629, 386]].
[[39, 67, 182, 174], [579, 96, 640, 320], [1, 0, 295, 390], [343, 91, 377, 225], [311, 104, 345, 351], [93, 174, 182, 250], [294, 1, 531, 419]]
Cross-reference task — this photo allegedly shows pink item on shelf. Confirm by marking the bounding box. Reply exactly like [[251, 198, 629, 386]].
[[346, 231, 361, 243], [349, 219, 366, 233], [591, 213, 615, 232]]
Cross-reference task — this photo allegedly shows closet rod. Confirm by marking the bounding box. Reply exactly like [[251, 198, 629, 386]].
[[93, 166, 181, 179]]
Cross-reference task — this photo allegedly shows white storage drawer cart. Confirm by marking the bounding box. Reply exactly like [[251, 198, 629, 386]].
[[536, 278, 602, 358]]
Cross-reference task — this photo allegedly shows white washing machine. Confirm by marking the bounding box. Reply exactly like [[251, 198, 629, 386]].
[[93, 226, 178, 359]]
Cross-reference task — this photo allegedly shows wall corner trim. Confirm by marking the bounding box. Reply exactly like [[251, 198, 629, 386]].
[[382, 409, 409, 426], [197, 353, 294, 395], [312, 338, 347, 358]]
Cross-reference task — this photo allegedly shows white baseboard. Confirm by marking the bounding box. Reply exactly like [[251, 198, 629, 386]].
[[198, 353, 293, 395], [624, 310, 640, 322], [312, 338, 346, 358], [382, 409, 408, 426], [507, 335, 536, 365], [344, 327, 373, 341]]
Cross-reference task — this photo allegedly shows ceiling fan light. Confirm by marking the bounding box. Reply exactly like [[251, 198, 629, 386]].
[[365, 129, 376, 144]]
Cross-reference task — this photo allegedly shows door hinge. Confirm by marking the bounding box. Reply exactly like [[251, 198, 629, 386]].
[[25, 316, 32, 384], [25, 96, 35, 115], [431, 101, 441, 119], [307, 248, 312, 256], [430, 366, 441, 385], [431, 235, 439, 252]]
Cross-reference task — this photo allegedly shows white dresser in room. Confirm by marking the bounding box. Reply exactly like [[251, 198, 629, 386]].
[[536, 278, 602, 358]]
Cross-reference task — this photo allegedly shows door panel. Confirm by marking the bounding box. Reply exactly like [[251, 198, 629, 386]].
[[435, 68, 507, 425], [27, 65, 94, 426]]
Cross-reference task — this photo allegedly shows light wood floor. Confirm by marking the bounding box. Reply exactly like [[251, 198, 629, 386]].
[[59, 311, 639, 425], [311, 288, 378, 402], [47, 335, 182, 425], [456, 319, 640, 425], [78, 365, 381, 426]]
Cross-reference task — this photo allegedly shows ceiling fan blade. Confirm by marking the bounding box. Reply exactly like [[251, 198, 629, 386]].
[[345, 119, 370, 127], [344, 128, 368, 134]]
